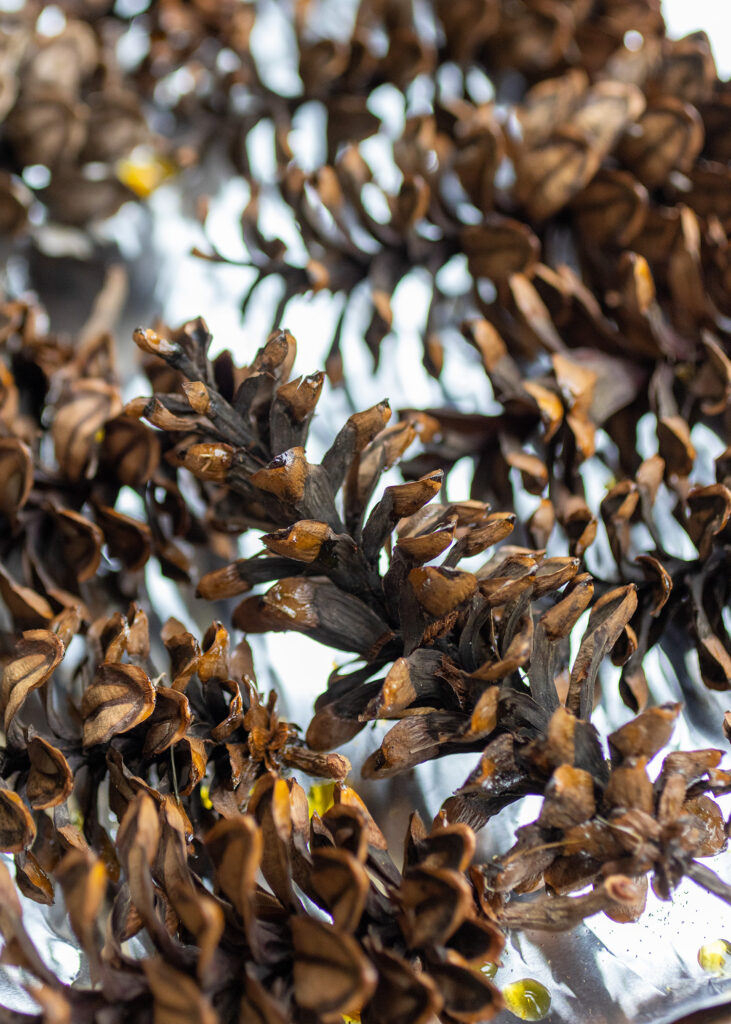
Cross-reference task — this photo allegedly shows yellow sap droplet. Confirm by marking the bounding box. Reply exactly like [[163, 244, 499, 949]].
[[698, 939, 731, 976], [502, 979, 551, 1021], [116, 150, 176, 198], [69, 806, 85, 830], [481, 961, 498, 979], [342, 1015, 361, 1023], [308, 781, 335, 817], [199, 784, 213, 811]]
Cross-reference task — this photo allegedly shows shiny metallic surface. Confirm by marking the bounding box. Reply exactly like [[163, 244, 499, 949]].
[[1, 151, 729, 1024]]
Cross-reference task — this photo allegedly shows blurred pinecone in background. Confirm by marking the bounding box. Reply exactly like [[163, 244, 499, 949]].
[[0, 2, 154, 233]]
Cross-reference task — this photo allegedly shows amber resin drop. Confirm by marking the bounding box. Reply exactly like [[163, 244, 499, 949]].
[[698, 940, 731, 976], [502, 978, 552, 1020]]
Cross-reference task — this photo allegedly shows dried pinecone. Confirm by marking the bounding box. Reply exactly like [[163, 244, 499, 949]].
[[0, 591, 727, 1022], [119, 321, 661, 774], [0, 581, 503, 1022], [0, 295, 506, 1020], [0, 285, 253, 623], [171, 0, 731, 707], [121, 312, 731, 930], [0, 291, 730, 1023], [0, 770, 506, 1023], [0, 4, 158, 230], [403, 328, 731, 709], [477, 703, 731, 931], [0, 597, 351, 833], [182, 1, 731, 376], [1, 1, 731, 1018], [23, 2, 728, 382]]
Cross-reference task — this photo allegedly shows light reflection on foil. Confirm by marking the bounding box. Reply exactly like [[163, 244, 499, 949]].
[[0, 853, 81, 1013], [2, 150, 731, 1024]]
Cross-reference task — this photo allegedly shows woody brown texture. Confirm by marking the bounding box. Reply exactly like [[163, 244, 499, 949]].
[[0, 284, 507, 1022], [0, 3, 157, 233], [0, 294, 727, 1021], [0, 1, 730, 1023]]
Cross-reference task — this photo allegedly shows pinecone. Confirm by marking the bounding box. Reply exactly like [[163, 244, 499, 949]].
[[0, 4, 157, 230], [0, 1, 730, 1021]]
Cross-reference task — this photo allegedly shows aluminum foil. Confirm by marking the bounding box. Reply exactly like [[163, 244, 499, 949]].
[[2, 166, 731, 1024]]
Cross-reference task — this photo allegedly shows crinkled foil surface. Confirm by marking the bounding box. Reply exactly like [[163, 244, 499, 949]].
[[1, 168, 731, 1024]]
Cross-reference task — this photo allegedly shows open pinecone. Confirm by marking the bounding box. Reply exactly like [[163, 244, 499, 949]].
[[0, 0, 730, 1019], [0, 3, 160, 232], [0, 300, 727, 1022], [0, 257, 728, 1024]]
